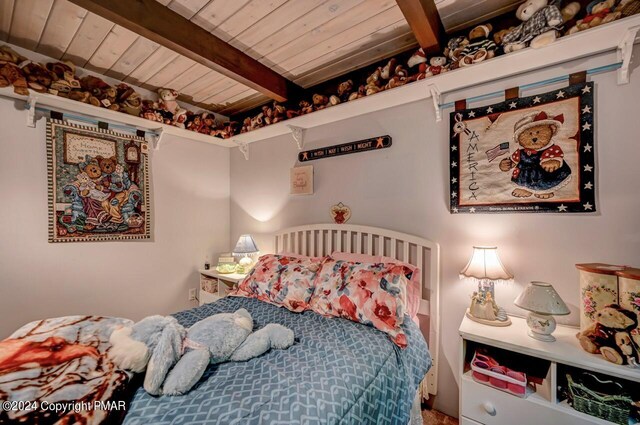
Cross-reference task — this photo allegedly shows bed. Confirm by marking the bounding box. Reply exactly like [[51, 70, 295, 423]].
[[125, 224, 440, 425], [0, 224, 439, 425]]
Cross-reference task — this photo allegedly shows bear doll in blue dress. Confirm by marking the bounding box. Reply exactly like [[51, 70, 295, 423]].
[[499, 111, 571, 199]]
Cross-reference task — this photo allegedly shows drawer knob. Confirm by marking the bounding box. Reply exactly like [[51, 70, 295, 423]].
[[483, 402, 496, 416]]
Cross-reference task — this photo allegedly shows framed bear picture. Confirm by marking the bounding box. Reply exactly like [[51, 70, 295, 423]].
[[449, 82, 595, 214], [47, 119, 151, 242]]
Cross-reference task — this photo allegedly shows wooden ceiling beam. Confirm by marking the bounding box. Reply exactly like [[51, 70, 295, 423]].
[[68, 0, 302, 102], [395, 0, 442, 53]]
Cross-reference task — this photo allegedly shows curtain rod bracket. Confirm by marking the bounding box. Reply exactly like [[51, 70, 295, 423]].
[[26, 96, 37, 128], [618, 25, 640, 84], [287, 125, 305, 150], [427, 84, 442, 122], [152, 129, 164, 151], [237, 142, 249, 160]]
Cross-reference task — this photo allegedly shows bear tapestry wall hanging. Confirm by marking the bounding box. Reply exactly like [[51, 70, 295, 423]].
[[450, 82, 595, 214], [47, 119, 151, 242]]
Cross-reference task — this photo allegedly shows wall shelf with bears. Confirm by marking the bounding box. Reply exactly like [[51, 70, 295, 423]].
[[227, 15, 640, 155], [0, 15, 638, 158]]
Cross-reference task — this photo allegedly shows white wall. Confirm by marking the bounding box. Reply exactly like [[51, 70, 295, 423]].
[[230, 50, 640, 416], [0, 99, 230, 338]]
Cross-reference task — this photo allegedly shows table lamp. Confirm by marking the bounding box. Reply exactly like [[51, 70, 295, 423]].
[[514, 281, 570, 342], [233, 234, 259, 274], [460, 246, 513, 326]]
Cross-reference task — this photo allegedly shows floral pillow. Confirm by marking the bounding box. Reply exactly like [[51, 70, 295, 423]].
[[309, 260, 413, 347], [231, 254, 323, 312]]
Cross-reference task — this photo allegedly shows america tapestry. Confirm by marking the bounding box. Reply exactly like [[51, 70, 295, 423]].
[[450, 82, 595, 214], [47, 119, 151, 242]]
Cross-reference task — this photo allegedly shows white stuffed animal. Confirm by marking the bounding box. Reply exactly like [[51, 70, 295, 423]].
[[109, 309, 294, 396], [157, 88, 187, 127], [502, 0, 564, 53]]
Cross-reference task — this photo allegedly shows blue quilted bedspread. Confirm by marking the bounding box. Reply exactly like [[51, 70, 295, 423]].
[[124, 297, 431, 425]]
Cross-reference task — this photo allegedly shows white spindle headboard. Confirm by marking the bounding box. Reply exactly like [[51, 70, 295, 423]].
[[274, 223, 440, 396]]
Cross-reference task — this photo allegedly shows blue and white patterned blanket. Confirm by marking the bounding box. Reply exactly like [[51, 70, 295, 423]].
[[124, 297, 431, 425]]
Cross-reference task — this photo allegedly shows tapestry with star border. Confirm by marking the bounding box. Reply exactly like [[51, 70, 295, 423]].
[[449, 82, 595, 214]]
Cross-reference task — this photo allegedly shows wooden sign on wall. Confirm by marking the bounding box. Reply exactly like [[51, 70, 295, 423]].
[[298, 135, 392, 162]]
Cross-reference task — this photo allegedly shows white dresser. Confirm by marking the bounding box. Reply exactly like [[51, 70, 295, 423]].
[[459, 315, 640, 425]]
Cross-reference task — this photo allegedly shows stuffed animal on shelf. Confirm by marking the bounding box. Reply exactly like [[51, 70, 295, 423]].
[[407, 48, 429, 80], [240, 117, 252, 133], [158, 88, 187, 127], [108, 310, 295, 395], [384, 64, 409, 89], [616, 0, 640, 17], [365, 68, 384, 95], [0, 58, 28, 96], [425, 56, 449, 76], [21, 61, 56, 93], [502, 0, 564, 53], [312, 93, 330, 111], [80, 75, 118, 109], [116, 84, 143, 116], [567, 0, 621, 34], [337, 79, 354, 102], [577, 304, 640, 365], [299, 99, 313, 115], [459, 24, 498, 67], [444, 36, 470, 69], [348, 84, 366, 101], [46, 61, 81, 90]]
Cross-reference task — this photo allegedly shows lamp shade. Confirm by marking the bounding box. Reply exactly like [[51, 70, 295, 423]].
[[460, 246, 513, 281], [232, 234, 259, 255], [514, 281, 570, 315]]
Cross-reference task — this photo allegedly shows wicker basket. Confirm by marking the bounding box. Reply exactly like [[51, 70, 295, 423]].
[[566, 373, 631, 425]]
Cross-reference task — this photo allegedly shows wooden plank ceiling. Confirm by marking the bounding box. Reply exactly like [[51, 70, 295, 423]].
[[0, 0, 424, 115]]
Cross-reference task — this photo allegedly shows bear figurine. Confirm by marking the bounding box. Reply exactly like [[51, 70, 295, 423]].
[[577, 304, 640, 365], [459, 24, 498, 67], [499, 111, 571, 199], [502, 0, 564, 53]]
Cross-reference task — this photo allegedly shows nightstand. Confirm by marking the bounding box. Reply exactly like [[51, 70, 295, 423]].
[[198, 269, 247, 306], [458, 315, 640, 425]]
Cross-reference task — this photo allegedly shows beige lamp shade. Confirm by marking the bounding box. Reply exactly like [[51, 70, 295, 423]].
[[515, 281, 570, 315], [460, 246, 513, 281]]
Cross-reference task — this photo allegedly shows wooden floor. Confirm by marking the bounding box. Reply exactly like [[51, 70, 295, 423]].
[[422, 409, 459, 425]]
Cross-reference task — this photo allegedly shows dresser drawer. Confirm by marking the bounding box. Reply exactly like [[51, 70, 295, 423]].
[[461, 375, 604, 425], [460, 416, 483, 425]]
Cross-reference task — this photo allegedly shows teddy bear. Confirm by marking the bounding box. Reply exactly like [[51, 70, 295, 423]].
[[384, 64, 410, 89], [299, 99, 314, 115], [407, 48, 430, 80], [348, 84, 367, 101], [80, 75, 118, 109], [312, 93, 330, 111], [75, 172, 109, 201], [444, 36, 470, 69], [0, 45, 26, 65], [567, 0, 621, 34], [108, 309, 295, 395], [365, 68, 384, 96], [0, 62, 28, 95], [616, 0, 640, 17], [424, 56, 449, 77], [250, 112, 265, 130], [502, 0, 564, 53], [577, 304, 640, 365], [337, 79, 354, 103], [499, 111, 572, 199], [81, 156, 103, 183], [21, 61, 56, 93], [157, 88, 187, 126], [459, 24, 498, 67]]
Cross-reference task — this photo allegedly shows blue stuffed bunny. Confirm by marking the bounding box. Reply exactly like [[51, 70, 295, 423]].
[[109, 309, 294, 395]]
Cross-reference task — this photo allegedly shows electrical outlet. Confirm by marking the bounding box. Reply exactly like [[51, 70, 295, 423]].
[[188, 288, 197, 301]]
